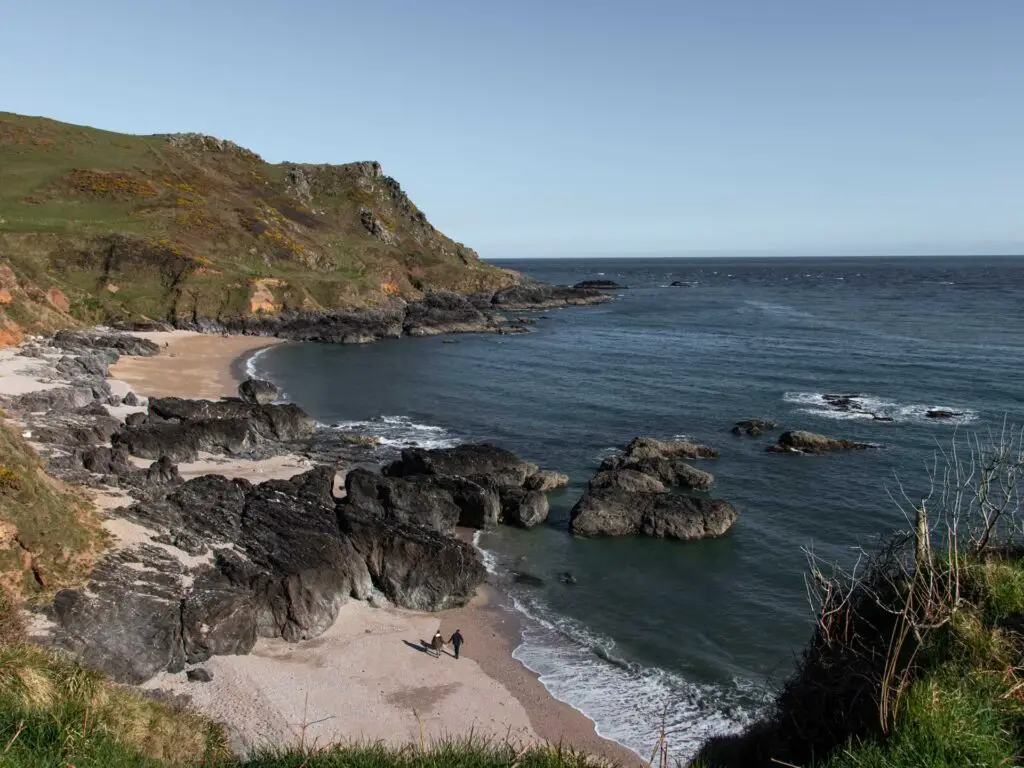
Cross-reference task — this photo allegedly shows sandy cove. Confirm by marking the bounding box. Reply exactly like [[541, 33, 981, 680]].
[[90, 331, 643, 765]]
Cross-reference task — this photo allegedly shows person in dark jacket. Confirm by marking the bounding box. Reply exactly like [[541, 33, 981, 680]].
[[448, 629, 464, 659]]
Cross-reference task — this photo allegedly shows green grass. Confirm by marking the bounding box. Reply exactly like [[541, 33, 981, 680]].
[[0, 421, 107, 598], [0, 110, 518, 333]]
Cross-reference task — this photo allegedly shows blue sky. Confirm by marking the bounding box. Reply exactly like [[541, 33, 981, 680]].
[[3, 1, 1022, 258]]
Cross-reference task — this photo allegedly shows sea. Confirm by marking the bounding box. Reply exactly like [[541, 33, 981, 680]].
[[246, 256, 1024, 762]]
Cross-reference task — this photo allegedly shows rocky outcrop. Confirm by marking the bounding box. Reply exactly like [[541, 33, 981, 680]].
[[570, 435, 735, 540], [524, 470, 569, 492], [403, 292, 497, 337], [344, 468, 500, 531], [499, 488, 549, 528], [238, 378, 280, 405], [767, 430, 873, 454], [385, 444, 539, 488], [491, 283, 611, 310], [113, 397, 317, 462], [52, 330, 160, 358], [572, 280, 627, 290], [570, 488, 736, 540], [599, 437, 717, 491], [731, 419, 778, 437]]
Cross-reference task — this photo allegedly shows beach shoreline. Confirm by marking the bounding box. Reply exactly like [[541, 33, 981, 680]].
[[106, 331, 643, 766]]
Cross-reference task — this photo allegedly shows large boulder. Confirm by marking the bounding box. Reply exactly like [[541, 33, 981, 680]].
[[182, 571, 258, 663], [238, 378, 280, 405], [524, 470, 569, 492], [589, 469, 667, 494], [385, 444, 538, 488], [570, 488, 737, 541], [52, 330, 161, 357], [338, 508, 487, 611], [600, 455, 714, 490], [236, 468, 372, 641], [500, 488, 549, 528], [50, 545, 189, 684], [113, 419, 255, 462], [403, 292, 497, 336], [622, 437, 718, 460], [147, 397, 315, 443], [344, 468, 500, 531], [768, 430, 872, 454]]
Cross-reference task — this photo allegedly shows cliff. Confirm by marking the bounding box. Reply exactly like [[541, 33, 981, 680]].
[[0, 112, 520, 343]]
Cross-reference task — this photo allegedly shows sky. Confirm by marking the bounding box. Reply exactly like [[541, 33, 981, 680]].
[[3, 1, 1023, 258]]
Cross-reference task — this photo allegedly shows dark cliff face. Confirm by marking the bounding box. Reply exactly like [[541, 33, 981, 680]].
[[0, 112, 520, 342]]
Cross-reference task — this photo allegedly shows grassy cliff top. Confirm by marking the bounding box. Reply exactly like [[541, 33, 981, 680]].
[[0, 112, 517, 341]]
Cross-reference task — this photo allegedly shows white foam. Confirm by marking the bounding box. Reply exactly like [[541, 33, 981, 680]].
[[508, 595, 768, 763], [244, 346, 272, 381], [783, 391, 979, 425], [328, 415, 459, 450], [471, 531, 499, 575]]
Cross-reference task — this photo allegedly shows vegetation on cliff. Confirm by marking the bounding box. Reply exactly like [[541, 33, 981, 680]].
[[695, 427, 1024, 768], [0, 112, 517, 342], [0, 418, 107, 600]]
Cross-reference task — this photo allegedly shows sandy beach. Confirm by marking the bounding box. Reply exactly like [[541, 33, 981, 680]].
[[2, 331, 642, 765]]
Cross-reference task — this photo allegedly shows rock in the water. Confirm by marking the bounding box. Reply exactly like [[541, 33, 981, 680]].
[[524, 470, 569, 492], [926, 409, 963, 419], [123, 391, 141, 407], [589, 469, 667, 494], [147, 397, 315, 443], [186, 667, 214, 682], [570, 488, 737, 540], [572, 280, 627, 290], [512, 571, 545, 587], [731, 419, 777, 437], [558, 571, 577, 585], [403, 292, 497, 336], [768, 430, 872, 454], [500, 487, 549, 528], [622, 437, 718, 460], [238, 378, 280, 405], [491, 282, 611, 310]]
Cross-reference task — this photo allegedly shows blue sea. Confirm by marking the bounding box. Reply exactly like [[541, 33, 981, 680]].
[[248, 256, 1024, 761]]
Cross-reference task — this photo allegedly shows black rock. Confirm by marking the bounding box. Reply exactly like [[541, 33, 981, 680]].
[[926, 409, 963, 419], [51, 545, 189, 684], [558, 571, 578, 585], [767, 431, 873, 454], [123, 391, 141, 407], [491, 282, 611, 310], [385, 444, 538, 488], [731, 419, 777, 437], [345, 468, 500, 531], [125, 411, 148, 428], [183, 572, 257, 663], [570, 488, 737, 540], [186, 667, 214, 683], [572, 280, 627, 290], [403, 292, 497, 337], [512, 571, 544, 587], [238, 378, 280, 406], [499, 487, 549, 528], [52, 330, 160, 357]]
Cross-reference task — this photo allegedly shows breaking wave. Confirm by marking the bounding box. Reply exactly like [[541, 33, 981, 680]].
[[783, 392, 979, 424], [326, 415, 460, 449]]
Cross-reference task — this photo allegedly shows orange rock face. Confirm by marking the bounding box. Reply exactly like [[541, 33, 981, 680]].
[[46, 288, 70, 312]]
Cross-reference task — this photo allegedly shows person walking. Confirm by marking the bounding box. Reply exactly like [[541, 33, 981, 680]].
[[448, 629, 464, 660], [431, 630, 444, 659]]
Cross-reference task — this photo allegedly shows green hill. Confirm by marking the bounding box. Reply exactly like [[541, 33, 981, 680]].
[[0, 113, 516, 342]]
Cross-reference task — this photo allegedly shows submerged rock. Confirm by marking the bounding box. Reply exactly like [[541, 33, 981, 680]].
[[731, 419, 778, 437], [767, 430, 873, 454]]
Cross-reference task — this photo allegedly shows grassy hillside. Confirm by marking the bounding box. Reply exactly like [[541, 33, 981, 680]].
[[0, 112, 517, 340], [0, 419, 107, 600]]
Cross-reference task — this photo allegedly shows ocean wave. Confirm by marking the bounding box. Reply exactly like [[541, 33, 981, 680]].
[[326, 415, 460, 449], [783, 392, 979, 425], [472, 531, 499, 575], [244, 346, 272, 381], [509, 595, 768, 762]]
